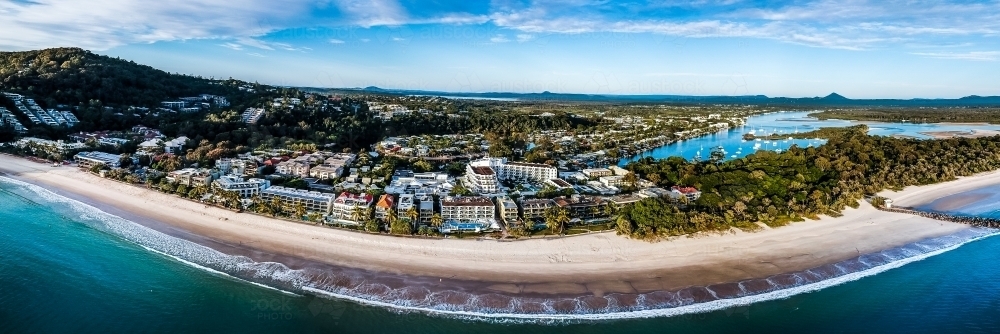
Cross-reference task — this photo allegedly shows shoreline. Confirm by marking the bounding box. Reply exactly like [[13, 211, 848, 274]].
[[0, 154, 984, 302]]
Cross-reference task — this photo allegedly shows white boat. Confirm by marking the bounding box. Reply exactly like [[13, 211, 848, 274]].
[[775, 149, 783, 153]]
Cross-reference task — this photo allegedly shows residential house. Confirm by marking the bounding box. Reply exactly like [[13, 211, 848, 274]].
[[670, 186, 702, 202], [374, 194, 396, 220]]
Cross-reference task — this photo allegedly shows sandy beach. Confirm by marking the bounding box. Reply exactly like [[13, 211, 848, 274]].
[[0, 154, 979, 296], [880, 169, 1000, 209]]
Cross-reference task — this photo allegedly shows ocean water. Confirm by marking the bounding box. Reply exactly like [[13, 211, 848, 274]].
[[4, 174, 1000, 333]]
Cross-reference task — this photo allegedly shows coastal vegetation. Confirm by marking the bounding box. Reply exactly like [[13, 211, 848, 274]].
[[809, 107, 1000, 124], [618, 125, 1000, 240]]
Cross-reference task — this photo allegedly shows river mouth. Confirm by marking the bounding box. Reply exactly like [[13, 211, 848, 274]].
[[5, 174, 996, 324]]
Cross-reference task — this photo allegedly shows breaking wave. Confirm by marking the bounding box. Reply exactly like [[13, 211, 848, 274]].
[[3, 175, 996, 324]]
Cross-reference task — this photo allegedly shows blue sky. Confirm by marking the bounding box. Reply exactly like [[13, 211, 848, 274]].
[[1, 0, 999, 98]]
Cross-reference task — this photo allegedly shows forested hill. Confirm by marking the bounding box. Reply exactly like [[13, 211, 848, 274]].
[[0, 48, 246, 107]]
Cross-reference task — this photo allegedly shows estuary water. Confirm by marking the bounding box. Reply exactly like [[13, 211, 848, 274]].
[[620, 111, 1000, 165]]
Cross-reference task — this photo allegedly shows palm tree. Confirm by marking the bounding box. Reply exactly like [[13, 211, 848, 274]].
[[386, 208, 398, 225], [544, 207, 570, 235], [270, 197, 284, 216], [350, 206, 365, 223], [430, 213, 444, 228], [294, 202, 307, 220], [405, 206, 419, 224]]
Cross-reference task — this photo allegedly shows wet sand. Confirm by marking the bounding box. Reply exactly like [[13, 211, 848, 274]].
[[0, 154, 974, 297]]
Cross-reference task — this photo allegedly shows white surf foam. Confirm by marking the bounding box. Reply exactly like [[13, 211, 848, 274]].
[[4, 175, 996, 324], [0, 176, 303, 296], [302, 229, 999, 323]]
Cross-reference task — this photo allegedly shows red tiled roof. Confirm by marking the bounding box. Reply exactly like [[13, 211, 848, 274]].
[[671, 186, 700, 194], [376, 194, 395, 208]]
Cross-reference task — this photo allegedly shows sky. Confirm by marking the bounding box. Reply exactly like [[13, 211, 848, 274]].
[[1, 0, 999, 99]]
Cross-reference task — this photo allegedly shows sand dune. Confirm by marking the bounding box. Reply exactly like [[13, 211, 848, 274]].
[[0, 155, 976, 294]]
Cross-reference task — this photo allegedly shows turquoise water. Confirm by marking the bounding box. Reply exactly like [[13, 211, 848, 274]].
[[3, 177, 1000, 332], [620, 111, 1000, 165]]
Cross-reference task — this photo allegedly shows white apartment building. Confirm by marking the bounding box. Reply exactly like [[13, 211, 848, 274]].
[[609, 166, 630, 176], [500, 162, 557, 182], [397, 194, 415, 219], [74, 151, 122, 169], [416, 194, 435, 225], [464, 165, 499, 194], [276, 160, 311, 177], [164, 137, 188, 154], [242, 108, 265, 124], [212, 175, 270, 198], [599, 175, 627, 188], [330, 192, 374, 223], [440, 196, 496, 223], [261, 186, 336, 214], [469, 157, 557, 183], [581, 168, 613, 178], [385, 171, 455, 195], [309, 165, 342, 180], [215, 158, 257, 176], [166, 168, 215, 187]]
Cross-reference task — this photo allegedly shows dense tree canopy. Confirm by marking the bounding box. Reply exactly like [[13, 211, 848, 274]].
[[620, 125, 1000, 240]]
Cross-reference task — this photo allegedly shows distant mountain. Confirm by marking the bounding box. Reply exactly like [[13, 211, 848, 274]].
[[0, 47, 246, 108], [314, 86, 1000, 107], [822, 92, 848, 100]]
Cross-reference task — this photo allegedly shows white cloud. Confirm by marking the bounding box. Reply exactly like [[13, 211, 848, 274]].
[[329, 39, 345, 44], [911, 51, 1000, 61], [219, 42, 244, 51], [486, 0, 1000, 50], [3, 0, 998, 53], [490, 34, 510, 43], [0, 0, 312, 50], [329, 0, 407, 27]]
